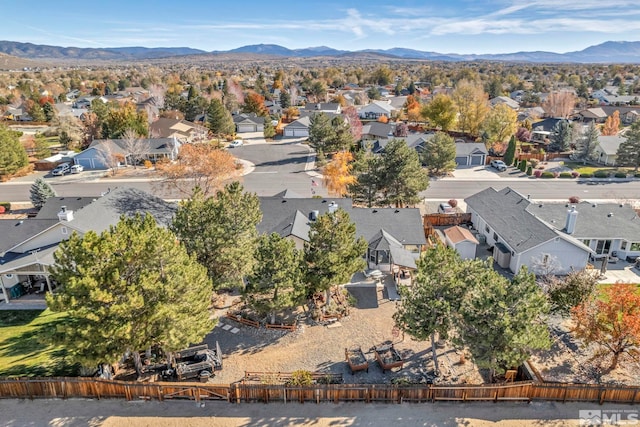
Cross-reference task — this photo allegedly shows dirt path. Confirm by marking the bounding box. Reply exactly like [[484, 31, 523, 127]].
[[0, 398, 613, 426]]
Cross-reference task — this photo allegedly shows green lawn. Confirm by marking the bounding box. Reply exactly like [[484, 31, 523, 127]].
[[0, 310, 78, 377], [563, 162, 633, 175]]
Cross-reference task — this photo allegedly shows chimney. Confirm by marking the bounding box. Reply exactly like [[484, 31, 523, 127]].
[[328, 201, 338, 214], [309, 210, 319, 221], [565, 205, 578, 234], [57, 205, 74, 222]]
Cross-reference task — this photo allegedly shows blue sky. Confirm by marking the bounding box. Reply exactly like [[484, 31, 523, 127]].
[[3, 0, 640, 54]]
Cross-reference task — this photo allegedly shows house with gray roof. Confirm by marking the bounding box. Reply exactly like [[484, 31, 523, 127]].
[[465, 187, 593, 274], [283, 116, 311, 138], [258, 192, 426, 272], [73, 137, 181, 170], [233, 113, 265, 133], [455, 142, 488, 166], [490, 96, 520, 110], [0, 188, 176, 305], [593, 135, 625, 166]]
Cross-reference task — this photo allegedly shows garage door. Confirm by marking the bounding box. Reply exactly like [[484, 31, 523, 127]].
[[237, 124, 256, 133], [455, 156, 468, 166], [470, 155, 484, 165]]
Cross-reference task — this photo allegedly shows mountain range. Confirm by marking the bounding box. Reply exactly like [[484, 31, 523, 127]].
[[1, 40, 640, 63]]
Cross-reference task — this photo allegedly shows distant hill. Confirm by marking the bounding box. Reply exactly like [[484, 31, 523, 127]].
[[2, 40, 640, 63], [0, 52, 39, 70]]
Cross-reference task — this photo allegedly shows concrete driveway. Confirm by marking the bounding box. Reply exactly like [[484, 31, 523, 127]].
[[450, 165, 502, 180]]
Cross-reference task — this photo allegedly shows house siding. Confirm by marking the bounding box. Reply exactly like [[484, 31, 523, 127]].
[[517, 238, 589, 274], [11, 224, 74, 254]]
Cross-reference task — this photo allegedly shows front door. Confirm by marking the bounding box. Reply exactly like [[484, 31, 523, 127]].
[[595, 239, 612, 255]]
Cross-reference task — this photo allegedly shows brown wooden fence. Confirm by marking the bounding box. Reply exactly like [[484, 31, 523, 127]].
[[2, 377, 640, 404], [424, 213, 472, 227]]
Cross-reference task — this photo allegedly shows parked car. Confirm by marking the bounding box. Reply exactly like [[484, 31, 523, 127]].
[[438, 202, 455, 214], [70, 164, 84, 174], [490, 160, 507, 171], [51, 163, 70, 176], [229, 139, 243, 147]]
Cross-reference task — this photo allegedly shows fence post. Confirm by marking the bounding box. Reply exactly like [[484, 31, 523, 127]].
[[599, 388, 606, 405], [157, 385, 163, 401]]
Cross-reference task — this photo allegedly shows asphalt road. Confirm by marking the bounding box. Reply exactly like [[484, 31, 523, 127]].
[[2, 142, 640, 203]]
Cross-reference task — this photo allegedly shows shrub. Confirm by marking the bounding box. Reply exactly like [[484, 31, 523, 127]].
[[519, 159, 527, 173], [614, 172, 627, 178], [529, 159, 539, 168], [143, 160, 153, 169], [448, 199, 458, 208], [635, 173, 640, 178], [0, 202, 10, 212], [534, 170, 543, 178], [571, 171, 580, 178], [526, 166, 533, 176], [0, 206, 5, 214], [594, 171, 610, 178], [288, 370, 313, 386], [559, 172, 572, 178], [580, 172, 593, 178], [541, 172, 555, 178], [569, 196, 580, 203]]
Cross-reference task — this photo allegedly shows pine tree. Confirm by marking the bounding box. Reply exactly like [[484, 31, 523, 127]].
[[34, 134, 51, 159], [379, 139, 429, 207], [456, 263, 550, 380], [207, 98, 235, 138], [616, 121, 640, 171], [548, 120, 572, 152], [304, 208, 367, 299], [308, 112, 333, 155], [171, 183, 262, 289], [503, 135, 517, 166], [245, 233, 304, 323], [30, 177, 57, 209], [0, 124, 29, 178], [394, 244, 466, 374], [575, 122, 599, 165], [421, 132, 457, 176], [263, 118, 276, 139], [349, 148, 384, 208], [46, 214, 214, 371]]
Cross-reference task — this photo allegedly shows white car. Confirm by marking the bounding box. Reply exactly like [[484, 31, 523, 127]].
[[229, 140, 243, 147], [490, 160, 507, 171], [70, 164, 84, 174]]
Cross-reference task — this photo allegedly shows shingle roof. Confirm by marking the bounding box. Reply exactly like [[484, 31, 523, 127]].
[[36, 197, 95, 220], [0, 219, 58, 254], [597, 135, 625, 155], [285, 116, 311, 129], [444, 226, 479, 244], [465, 187, 558, 253], [455, 142, 487, 156], [527, 201, 640, 240], [149, 118, 205, 138], [232, 113, 265, 125], [88, 138, 178, 155], [362, 122, 392, 138]]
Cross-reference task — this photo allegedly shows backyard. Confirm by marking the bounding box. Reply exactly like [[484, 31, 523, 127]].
[[0, 309, 78, 377]]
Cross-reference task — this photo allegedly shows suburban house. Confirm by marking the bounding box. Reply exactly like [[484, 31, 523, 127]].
[[574, 107, 608, 123], [73, 137, 181, 169], [2, 107, 30, 121], [257, 191, 426, 273], [489, 96, 520, 110], [300, 103, 341, 115], [233, 113, 265, 133], [0, 188, 176, 305], [593, 135, 625, 166], [149, 117, 208, 143], [454, 142, 488, 166], [358, 100, 397, 120], [136, 97, 160, 123], [361, 122, 393, 143], [443, 226, 479, 260], [465, 187, 593, 274], [592, 87, 638, 105], [283, 116, 311, 138]]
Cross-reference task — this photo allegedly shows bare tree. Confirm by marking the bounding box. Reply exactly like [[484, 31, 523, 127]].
[[531, 254, 561, 289], [121, 128, 149, 168], [96, 142, 123, 176], [543, 92, 576, 118]]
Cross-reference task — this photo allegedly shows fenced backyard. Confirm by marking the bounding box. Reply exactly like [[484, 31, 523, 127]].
[[1, 377, 639, 405]]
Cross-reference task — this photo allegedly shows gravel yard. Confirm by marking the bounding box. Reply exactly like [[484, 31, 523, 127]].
[[203, 285, 484, 385]]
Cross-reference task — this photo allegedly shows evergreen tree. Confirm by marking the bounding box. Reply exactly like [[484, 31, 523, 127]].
[[245, 233, 304, 323], [349, 148, 384, 207], [46, 214, 213, 372], [171, 183, 262, 289], [380, 139, 429, 207], [394, 245, 466, 374], [304, 208, 367, 299], [42, 102, 56, 122], [616, 120, 640, 171], [29, 103, 46, 122], [308, 112, 333, 155], [503, 135, 517, 166], [0, 124, 29, 178], [59, 129, 73, 149], [456, 263, 551, 380], [34, 134, 51, 159], [548, 120, 572, 152], [279, 91, 291, 109], [263, 118, 276, 139], [575, 122, 599, 165], [30, 177, 57, 209], [421, 132, 457, 176], [326, 116, 354, 153], [207, 98, 235, 139]]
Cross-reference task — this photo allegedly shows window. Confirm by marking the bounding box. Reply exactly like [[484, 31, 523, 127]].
[[543, 254, 550, 264], [582, 239, 591, 247], [485, 225, 490, 233], [631, 243, 640, 251], [493, 232, 498, 242], [61, 226, 68, 235], [621, 241, 628, 250]]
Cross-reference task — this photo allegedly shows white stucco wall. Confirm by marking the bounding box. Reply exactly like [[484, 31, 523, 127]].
[[515, 237, 589, 275]]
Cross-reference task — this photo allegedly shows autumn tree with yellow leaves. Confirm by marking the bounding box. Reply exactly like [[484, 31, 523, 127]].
[[322, 151, 356, 197]]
